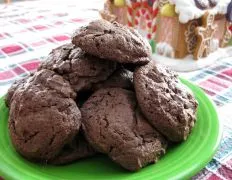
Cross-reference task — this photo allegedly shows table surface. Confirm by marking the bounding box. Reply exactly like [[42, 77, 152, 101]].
[[0, 0, 232, 179]]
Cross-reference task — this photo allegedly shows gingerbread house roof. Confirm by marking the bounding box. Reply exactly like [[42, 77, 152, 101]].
[[169, 0, 231, 23]]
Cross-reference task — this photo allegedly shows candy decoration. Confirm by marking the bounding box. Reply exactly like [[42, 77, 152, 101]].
[[194, 12, 217, 60], [160, 3, 176, 17], [114, 0, 126, 7], [126, 0, 133, 27], [134, 5, 152, 39], [148, 0, 155, 7], [226, 1, 232, 22], [194, 0, 210, 10], [127, 0, 157, 40], [185, 20, 199, 54], [158, 0, 169, 8], [208, 0, 218, 8], [220, 22, 232, 47], [151, 0, 159, 40]]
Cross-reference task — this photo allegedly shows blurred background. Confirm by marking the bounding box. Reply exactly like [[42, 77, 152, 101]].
[[0, 1, 232, 179], [1, 0, 22, 3]]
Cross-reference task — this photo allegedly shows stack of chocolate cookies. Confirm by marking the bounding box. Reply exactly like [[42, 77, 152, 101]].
[[6, 19, 198, 171]]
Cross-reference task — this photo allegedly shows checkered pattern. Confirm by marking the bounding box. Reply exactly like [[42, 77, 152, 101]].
[[0, 0, 103, 91], [0, 0, 231, 179], [186, 58, 232, 107], [192, 109, 232, 180]]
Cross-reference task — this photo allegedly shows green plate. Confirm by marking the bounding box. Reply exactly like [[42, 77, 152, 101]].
[[0, 79, 222, 180]]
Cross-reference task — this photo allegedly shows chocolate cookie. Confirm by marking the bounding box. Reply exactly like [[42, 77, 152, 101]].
[[81, 88, 167, 171], [72, 19, 151, 65], [134, 62, 198, 142], [8, 69, 81, 161], [92, 68, 133, 91], [49, 133, 96, 165], [39, 43, 116, 92], [5, 74, 34, 107]]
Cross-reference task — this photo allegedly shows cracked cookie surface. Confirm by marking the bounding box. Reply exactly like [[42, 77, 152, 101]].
[[134, 62, 198, 142], [8, 69, 81, 161], [5, 76, 29, 107], [81, 88, 167, 171], [72, 19, 152, 65], [39, 43, 116, 92]]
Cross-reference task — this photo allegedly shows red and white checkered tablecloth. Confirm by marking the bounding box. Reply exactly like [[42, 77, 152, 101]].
[[0, 0, 232, 179], [0, 0, 103, 94]]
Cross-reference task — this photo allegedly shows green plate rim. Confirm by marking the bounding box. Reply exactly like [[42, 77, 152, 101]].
[[0, 78, 223, 180]]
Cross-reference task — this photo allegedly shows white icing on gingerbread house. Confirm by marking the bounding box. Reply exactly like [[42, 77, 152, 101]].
[[101, 0, 232, 64], [170, 0, 231, 24]]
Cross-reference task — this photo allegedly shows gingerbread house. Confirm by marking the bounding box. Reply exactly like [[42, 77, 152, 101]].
[[101, 0, 158, 51], [101, 0, 232, 61]]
